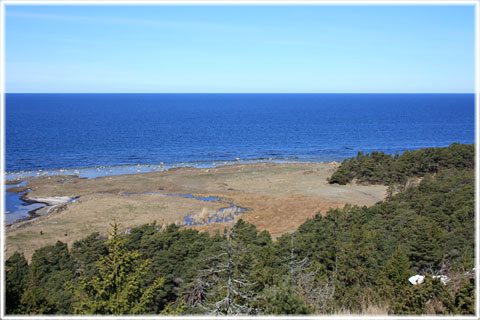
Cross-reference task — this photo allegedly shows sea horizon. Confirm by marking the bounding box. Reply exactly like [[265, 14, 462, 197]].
[[6, 93, 474, 176]]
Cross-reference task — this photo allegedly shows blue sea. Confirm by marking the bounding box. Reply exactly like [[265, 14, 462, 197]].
[[6, 93, 474, 174], [4, 93, 475, 224]]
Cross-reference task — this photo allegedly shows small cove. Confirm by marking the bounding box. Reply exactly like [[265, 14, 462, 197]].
[[5, 181, 45, 224]]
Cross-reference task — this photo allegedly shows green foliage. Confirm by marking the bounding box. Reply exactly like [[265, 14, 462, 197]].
[[295, 144, 474, 314], [7, 143, 474, 315], [379, 247, 413, 295], [73, 222, 165, 314], [20, 241, 75, 314], [262, 282, 313, 315], [392, 276, 454, 315], [70, 232, 108, 278], [408, 218, 444, 270], [160, 299, 188, 315], [454, 277, 475, 314], [378, 247, 414, 312], [334, 224, 379, 311], [20, 268, 59, 314], [328, 143, 474, 185], [125, 223, 219, 313], [187, 220, 263, 315], [5, 252, 29, 314]]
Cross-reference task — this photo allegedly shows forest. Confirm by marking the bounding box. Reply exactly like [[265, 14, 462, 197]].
[[327, 142, 474, 186], [5, 143, 475, 315]]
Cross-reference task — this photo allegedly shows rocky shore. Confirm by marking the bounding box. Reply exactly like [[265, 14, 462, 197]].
[[21, 195, 73, 215]]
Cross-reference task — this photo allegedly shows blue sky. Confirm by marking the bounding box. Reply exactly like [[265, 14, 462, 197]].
[[5, 5, 475, 93]]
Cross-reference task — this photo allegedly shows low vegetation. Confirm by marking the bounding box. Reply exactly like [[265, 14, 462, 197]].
[[5, 143, 475, 315]]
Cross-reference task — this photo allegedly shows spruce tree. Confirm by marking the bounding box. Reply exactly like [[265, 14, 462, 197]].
[[379, 246, 413, 310], [73, 221, 165, 314], [5, 252, 29, 314], [186, 220, 261, 315]]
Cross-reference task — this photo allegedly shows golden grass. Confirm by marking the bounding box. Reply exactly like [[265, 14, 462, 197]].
[[6, 193, 223, 261], [6, 162, 387, 260]]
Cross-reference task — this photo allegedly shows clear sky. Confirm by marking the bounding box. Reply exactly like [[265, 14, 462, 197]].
[[5, 5, 475, 93]]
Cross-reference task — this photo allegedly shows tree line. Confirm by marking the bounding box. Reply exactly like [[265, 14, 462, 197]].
[[5, 143, 475, 315], [327, 143, 474, 185]]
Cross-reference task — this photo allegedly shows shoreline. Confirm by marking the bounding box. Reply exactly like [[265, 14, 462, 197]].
[[5, 161, 385, 260], [4, 160, 339, 225], [6, 194, 75, 227], [5, 158, 341, 182]]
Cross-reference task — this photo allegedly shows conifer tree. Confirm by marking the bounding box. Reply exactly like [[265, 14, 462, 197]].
[[186, 220, 261, 315], [73, 221, 165, 314], [20, 241, 75, 314], [454, 277, 475, 314], [5, 252, 29, 314], [379, 246, 413, 310], [334, 224, 378, 312], [380, 246, 413, 293], [20, 266, 58, 314]]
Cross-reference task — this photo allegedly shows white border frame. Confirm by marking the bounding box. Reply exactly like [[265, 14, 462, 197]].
[[0, 0, 478, 319], [0, 1, 479, 4]]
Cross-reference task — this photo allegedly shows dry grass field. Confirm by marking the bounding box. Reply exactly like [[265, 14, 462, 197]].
[[5, 162, 386, 260]]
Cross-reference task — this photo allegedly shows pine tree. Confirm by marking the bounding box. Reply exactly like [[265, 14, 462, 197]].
[[284, 233, 334, 313], [334, 224, 378, 312], [454, 277, 475, 314], [20, 264, 58, 314], [5, 252, 29, 314], [186, 220, 261, 315], [73, 221, 165, 314], [409, 218, 444, 271], [262, 281, 313, 315], [381, 247, 413, 291], [20, 241, 75, 314], [379, 246, 413, 311]]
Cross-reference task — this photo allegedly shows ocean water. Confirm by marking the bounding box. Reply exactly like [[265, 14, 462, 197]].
[[4, 93, 474, 224], [6, 93, 475, 173]]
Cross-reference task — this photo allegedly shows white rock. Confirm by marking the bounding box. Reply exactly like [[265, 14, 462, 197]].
[[409, 275, 425, 285], [29, 196, 71, 205]]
